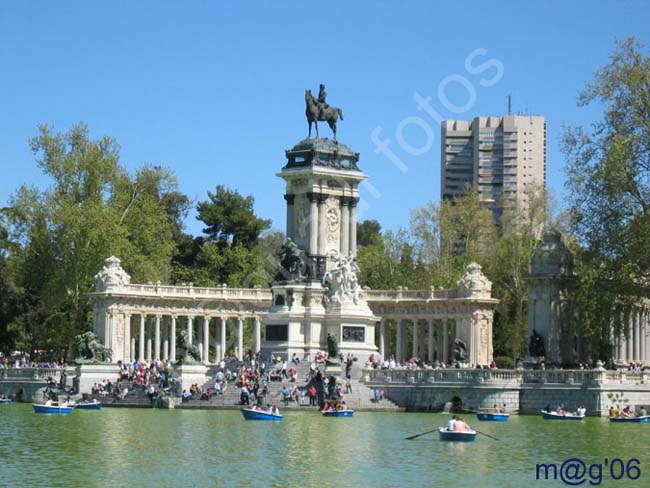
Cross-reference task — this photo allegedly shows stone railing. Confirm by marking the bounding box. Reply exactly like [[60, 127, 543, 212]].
[[363, 368, 649, 386], [366, 289, 456, 301], [365, 368, 523, 385], [94, 283, 273, 301], [0, 367, 71, 381]]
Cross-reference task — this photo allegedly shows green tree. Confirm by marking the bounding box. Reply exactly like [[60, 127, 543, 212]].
[[563, 38, 650, 351], [197, 185, 271, 250], [3, 124, 182, 352], [357, 220, 382, 247]]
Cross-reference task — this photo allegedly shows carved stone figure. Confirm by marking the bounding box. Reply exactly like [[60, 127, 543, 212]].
[[456, 262, 492, 298], [175, 329, 201, 365], [275, 238, 307, 282], [323, 251, 364, 306], [453, 338, 469, 363], [529, 329, 546, 358], [305, 86, 344, 140], [94, 256, 130, 291], [530, 230, 574, 277], [74, 331, 113, 363]]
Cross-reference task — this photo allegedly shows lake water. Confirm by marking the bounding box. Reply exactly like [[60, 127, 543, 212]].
[[1, 404, 649, 487]]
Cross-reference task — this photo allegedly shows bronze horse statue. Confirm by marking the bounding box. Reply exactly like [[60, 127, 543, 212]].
[[305, 89, 344, 140]]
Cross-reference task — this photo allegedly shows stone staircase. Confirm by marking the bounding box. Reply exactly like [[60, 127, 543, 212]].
[[178, 358, 402, 411]]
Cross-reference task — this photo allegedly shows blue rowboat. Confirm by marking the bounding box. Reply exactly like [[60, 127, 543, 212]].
[[438, 427, 477, 442], [322, 409, 354, 417], [74, 401, 103, 410], [0, 398, 13, 404], [241, 408, 283, 421], [542, 411, 585, 420], [33, 403, 73, 414], [609, 415, 650, 423], [476, 412, 510, 421]]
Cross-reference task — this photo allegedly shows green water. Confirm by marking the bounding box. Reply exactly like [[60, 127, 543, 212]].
[[1, 405, 649, 488]]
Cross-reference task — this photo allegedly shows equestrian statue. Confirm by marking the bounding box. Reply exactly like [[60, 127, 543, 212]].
[[305, 83, 344, 140]]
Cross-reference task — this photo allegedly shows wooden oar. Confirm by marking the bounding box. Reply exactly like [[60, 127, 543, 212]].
[[475, 429, 499, 441], [405, 428, 439, 440]]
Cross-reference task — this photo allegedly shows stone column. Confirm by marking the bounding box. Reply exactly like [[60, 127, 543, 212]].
[[442, 320, 449, 364], [619, 329, 627, 362], [284, 194, 295, 240], [308, 193, 318, 256], [170, 315, 177, 363], [253, 317, 261, 354], [340, 197, 350, 255], [396, 319, 403, 362], [155, 315, 161, 361], [203, 316, 210, 364], [220, 317, 227, 359], [428, 318, 435, 364], [632, 310, 641, 361], [627, 315, 633, 361], [317, 194, 327, 256], [640, 315, 646, 362], [379, 319, 387, 359], [124, 313, 135, 362], [139, 314, 145, 361], [412, 320, 419, 360], [146, 320, 152, 362], [349, 197, 358, 257], [237, 317, 244, 360], [162, 317, 169, 362], [130, 337, 136, 362], [187, 316, 194, 345]]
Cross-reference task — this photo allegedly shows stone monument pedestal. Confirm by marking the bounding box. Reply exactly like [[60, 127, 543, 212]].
[[75, 363, 120, 395], [172, 364, 208, 392]]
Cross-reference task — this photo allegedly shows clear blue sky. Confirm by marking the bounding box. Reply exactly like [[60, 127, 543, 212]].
[[1, 1, 648, 236]]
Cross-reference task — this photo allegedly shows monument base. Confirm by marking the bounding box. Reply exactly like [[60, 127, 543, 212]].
[[75, 363, 120, 395], [172, 364, 208, 393]]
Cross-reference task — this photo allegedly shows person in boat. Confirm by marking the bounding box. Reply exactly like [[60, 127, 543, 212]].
[[576, 405, 586, 417], [609, 405, 619, 418], [447, 415, 458, 431], [638, 406, 647, 417], [543, 404, 552, 413], [272, 405, 280, 416], [557, 404, 566, 415], [453, 417, 470, 432], [622, 405, 634, 418]]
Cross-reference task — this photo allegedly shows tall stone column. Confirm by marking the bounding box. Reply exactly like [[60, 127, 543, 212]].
[[237, 317, 244, 360], [124, 313, 135, 362], [442, 320, 449, 364], [640, 315, 646, 362], [349, 197, 358, 257], [340, 197, 350, 255], [187, 316, 194, 345], [220, 317, 227, 359], [162, 317, 169, 362], [396, 319, 403, 362], [379, 319, 387, 359], [412, 321, 419, 360], [146, 321, 152, 362], [203, 316, 210, 364], [627, 315, 634, 361], [155, 315, 161, 361], [170, 315, 177, 363], [284, 194, 295, 240], [139, 314, 145, 361], [317, 194, 327, 256], [634, 310, 640, 362], [253, 317, 261, 354], [308, 193, 318, 256], [428, 318, 435, 364], [130, 337, 136, 362]]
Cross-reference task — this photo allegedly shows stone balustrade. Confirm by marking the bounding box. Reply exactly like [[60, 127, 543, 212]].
[[100, 283, 273, 301], [0, 367, 72, 381], [364, 368, 649, 386], [365, 289, 456, 301]]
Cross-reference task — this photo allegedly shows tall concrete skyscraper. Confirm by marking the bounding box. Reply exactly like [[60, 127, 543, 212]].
[[441, 115, 546, 221]]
